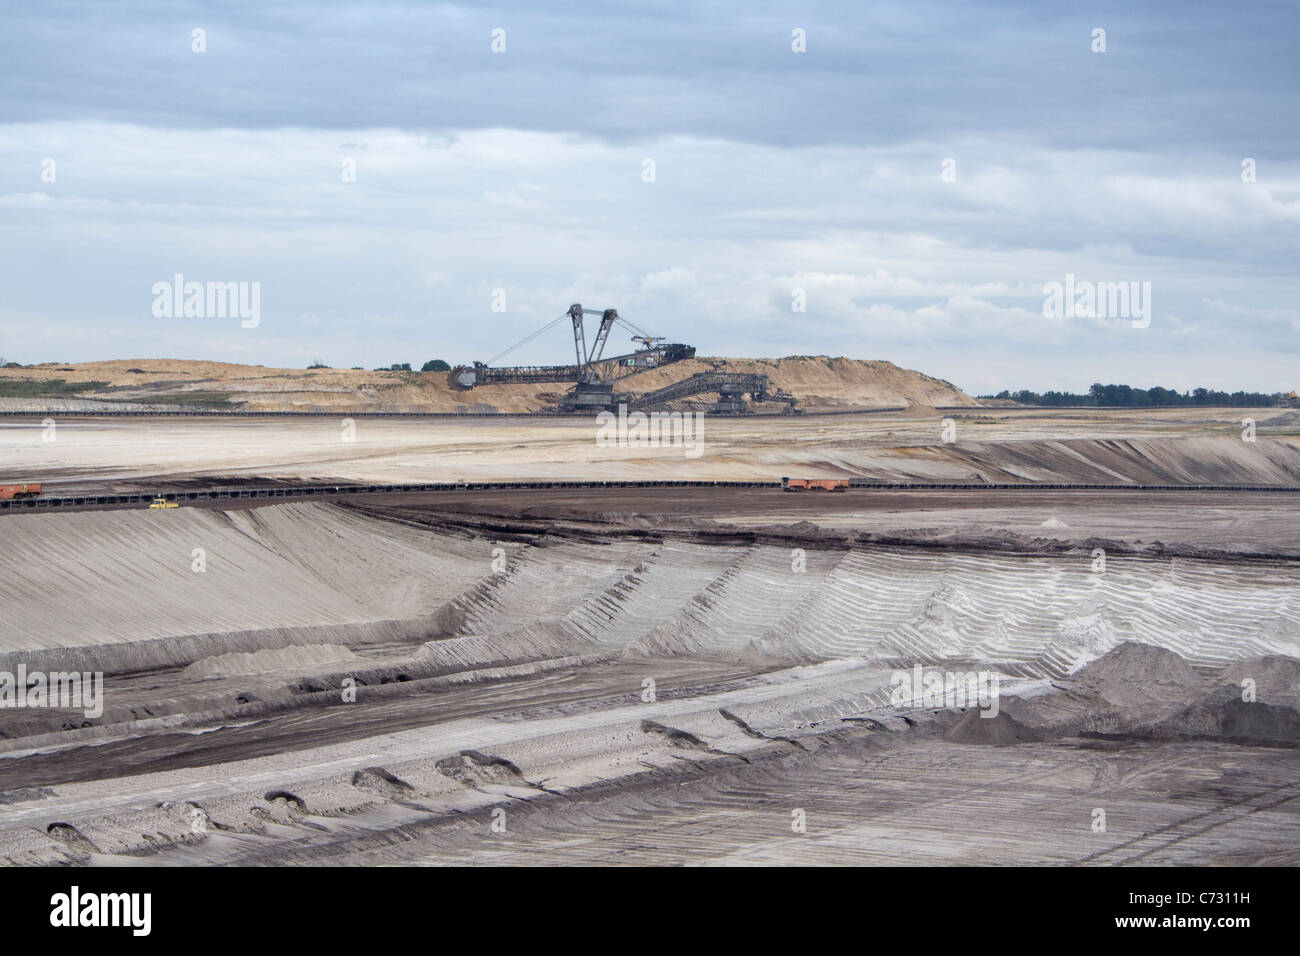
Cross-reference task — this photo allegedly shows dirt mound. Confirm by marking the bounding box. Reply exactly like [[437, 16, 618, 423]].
[[1001, 642, 1205, 734], [688, 356, 975, 409], [0, 355, 976, 413], [1002, 643, 1300, 745], [942, 709, 1041, 746], [1216, 657, 1300, 708], [434, 750, 531, 787], [351, 767, 417, 799], [1150, 686, 1300, 744], [1066, 641, 1205, 708]]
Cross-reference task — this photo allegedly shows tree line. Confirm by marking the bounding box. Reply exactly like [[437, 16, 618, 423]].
[[980, 384, 1293, 407], [305, 360, 451, 372]]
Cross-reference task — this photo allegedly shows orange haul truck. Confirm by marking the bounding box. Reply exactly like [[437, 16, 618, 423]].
[[0, 482, 42, 500], [781, 477, 848, 492]]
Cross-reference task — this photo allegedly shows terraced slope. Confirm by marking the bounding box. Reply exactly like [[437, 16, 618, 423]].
[[1, 496, 1296, 867], [0, 503, 497, 671], [746, 550, 1300, 673], [4, 502, 1294, 679], [919, 436, 1300, 485]]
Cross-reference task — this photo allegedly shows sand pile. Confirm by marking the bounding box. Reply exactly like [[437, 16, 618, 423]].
[[1067, 641, 1206, 709], [1151, 688, 1300, 743], [1002, 643, 1300, 745], [942, 709, 1041, 746], [0, 355, 976, 413], [1217, 656, 1300, 708]]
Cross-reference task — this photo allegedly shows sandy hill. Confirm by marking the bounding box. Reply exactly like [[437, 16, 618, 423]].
[[0, 356, 976, 413]]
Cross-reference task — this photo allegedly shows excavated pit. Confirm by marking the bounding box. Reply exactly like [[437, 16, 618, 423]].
[[1, 456, 1297, 865]]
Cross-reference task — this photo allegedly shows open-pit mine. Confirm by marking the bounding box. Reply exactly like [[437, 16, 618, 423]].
[[0, 372, 1297, 866]]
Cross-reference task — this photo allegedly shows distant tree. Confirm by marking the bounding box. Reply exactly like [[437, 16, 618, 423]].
[[307, 359, 331, 369], [421, 359, 451, 372], [1039, 390, 1082, 406], [997, 383, 1279, 408], [389, 363, 412, 371]]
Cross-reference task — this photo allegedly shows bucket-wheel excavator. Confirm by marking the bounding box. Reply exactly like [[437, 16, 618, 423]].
[[447, 305, 798, 413]]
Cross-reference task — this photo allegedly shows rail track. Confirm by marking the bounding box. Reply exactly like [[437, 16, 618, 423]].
[[3, 479, 1298, 512]]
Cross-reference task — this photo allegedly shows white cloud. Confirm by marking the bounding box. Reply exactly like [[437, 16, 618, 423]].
[[0, 122, 1296, 391], [483, 189, 544, 209]]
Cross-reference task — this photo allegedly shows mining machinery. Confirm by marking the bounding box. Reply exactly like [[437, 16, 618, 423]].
[[448, 305, 696, 410], [448, 304, 799, 414], [630, 371, 800, 415]]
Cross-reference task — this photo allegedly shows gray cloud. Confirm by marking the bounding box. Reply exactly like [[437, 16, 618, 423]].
[[0, 2, 1296, 392], [5, 1, 1297, 151]]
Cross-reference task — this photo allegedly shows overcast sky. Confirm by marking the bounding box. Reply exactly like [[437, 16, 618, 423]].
[[1, 0, 1296, 394]]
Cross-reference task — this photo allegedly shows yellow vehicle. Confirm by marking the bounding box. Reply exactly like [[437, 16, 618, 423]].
[[148, 497, 179, 509]]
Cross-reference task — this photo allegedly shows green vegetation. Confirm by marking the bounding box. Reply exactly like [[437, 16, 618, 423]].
[[0, 379, 108, 397], [980, 384, 1290, 407], [421, 359, 450, 372], [0, 378, 236, 407]]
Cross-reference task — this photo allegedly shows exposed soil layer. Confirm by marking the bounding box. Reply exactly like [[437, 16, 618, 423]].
[[0, 356, 976, 414], [2, 408, 1295, 491], [0, 411, 1295, 866], [337, 485, 1300, 559], [3, 501, 1296, 679]]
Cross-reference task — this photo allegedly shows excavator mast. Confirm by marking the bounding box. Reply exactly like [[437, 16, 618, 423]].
[[446, 304, 798, 414], [447, 305, 695, 399]]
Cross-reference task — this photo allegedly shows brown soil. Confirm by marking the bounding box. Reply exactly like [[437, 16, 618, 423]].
[[0, 355, 977, 413]]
